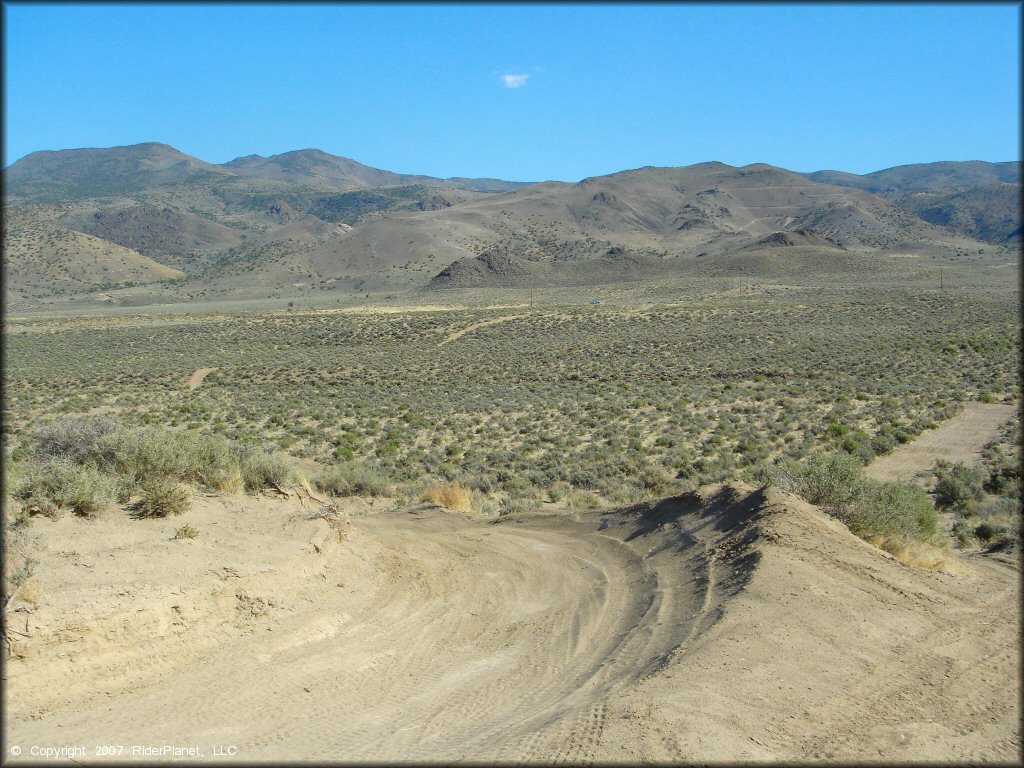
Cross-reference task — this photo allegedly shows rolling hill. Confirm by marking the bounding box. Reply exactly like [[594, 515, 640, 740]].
[[2, 145, 1018, 305], [58, 205, 245, 269], [5, 144, 529, 203], [4, 142, 229, 200], [804, 160, 1020, 194], [803, 161, 1021, 243], [3, 205, 184, 295]]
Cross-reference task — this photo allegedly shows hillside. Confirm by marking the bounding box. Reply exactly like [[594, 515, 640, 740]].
[[805, 160, 1020, 194], [58, 205, 245, 268], [3, 205, 184, 295], [3, 147, 1017, 305], [899, 185, 1021, 244], [5, 144, 528, 203], [4, 142, 228, 200], [221, 148, 438, 190], [804, 160, 1022, 243]]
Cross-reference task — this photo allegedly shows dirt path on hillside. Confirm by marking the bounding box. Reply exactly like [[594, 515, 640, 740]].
[[6, 484, 1017, 762], [187, 367, 218, 390], [866, 403, 1017, 483], [438, 313, 529, 347]]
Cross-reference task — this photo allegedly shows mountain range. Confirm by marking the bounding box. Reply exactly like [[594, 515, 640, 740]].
[[3, 143, 1019, 307]]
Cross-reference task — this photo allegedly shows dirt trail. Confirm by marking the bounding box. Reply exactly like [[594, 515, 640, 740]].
[[187, 367, 218, 390], [438, 313, 529, 347], [866, 402, 1016, 483], [6, 484, 1017, 762]]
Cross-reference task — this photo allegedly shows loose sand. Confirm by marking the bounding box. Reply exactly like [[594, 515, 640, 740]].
[[5, 483, 1018, 762]]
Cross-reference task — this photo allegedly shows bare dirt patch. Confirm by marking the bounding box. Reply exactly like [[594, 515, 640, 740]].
[[866, 402, 1017, 483]]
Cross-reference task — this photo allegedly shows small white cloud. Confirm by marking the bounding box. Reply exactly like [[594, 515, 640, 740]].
[[502, 73, 529, 88]]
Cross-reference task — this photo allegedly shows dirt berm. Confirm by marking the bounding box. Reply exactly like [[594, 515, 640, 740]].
[[5, 483, 1018, 762]]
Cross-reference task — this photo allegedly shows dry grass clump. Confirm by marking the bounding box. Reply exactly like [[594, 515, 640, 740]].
[[2, 546, 37, 602], [421, 481, 473, 512], [865, 534, 970, 574], [16, 580, 44, 606], [173, 523, 200, 540]]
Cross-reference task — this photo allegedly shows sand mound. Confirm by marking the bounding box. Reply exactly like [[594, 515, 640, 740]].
[[5, 484, 1018, 762]]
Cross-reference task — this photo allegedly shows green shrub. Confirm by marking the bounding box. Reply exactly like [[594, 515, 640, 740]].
[[934, 462, 986, 510], [768, 452, 870, 519], [135, 478, 192, 518], [768, 452, 937, 543], [952, 517, 979, 548], [239, 448, 297, 491], [96, 428, 191, 485], [978, 496, 1020, 519], [174, 523, 199, 539], [11, 458, 116, 518], [186, 434, 243, 491], [28, 414, 119, 464], [314, 463, 392, 497], [974, 520, 1008, 543], [97, 428, 242, 491], [332, 444, 355, 461], [498, 496, 532, 516], [984, 464, 1020, 496], [639, 465, 676, 495], [852, 481, 938, 541]]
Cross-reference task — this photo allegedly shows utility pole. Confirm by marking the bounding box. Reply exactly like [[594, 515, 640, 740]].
[[530, 288, 533, 309], [940, 267, 944, 290]]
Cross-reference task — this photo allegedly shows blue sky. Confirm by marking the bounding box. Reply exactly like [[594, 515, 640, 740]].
[[3, 3, 1020, 181]]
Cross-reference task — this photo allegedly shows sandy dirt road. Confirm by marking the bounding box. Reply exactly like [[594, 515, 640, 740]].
[[187, 367, 218, 391], [6, 483, 1018, 763], [438, 314, 530, 347], [866, 402, 1017, 483]]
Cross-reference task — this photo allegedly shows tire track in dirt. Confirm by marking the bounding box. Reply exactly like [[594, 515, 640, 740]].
[[437, 313, 530, 347], [6, 486, 1018, 762], [6, 499, 718, 763]]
